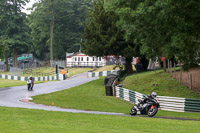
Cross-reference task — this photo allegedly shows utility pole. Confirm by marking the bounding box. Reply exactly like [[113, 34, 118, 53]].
[[50, 0, 54, 62], [13, 0, 18, 67], [80, 38, 82, 53]]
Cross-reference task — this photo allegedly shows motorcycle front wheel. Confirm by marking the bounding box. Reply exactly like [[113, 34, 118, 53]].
[[27, 84, 31, 91], [130, 106, 137, 116], [148, 106, 158, 117]]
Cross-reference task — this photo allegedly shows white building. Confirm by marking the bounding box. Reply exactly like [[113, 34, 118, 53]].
[[66, 52, 106, 67]]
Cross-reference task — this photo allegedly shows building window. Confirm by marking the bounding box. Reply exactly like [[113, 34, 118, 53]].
[[87, 57, 89, 61], [99, 57, 101, 61], [93, 57, 95, 61], [81, 57, 83, 61], [78, 57, 80, 61], [75, 57, 77, 61]]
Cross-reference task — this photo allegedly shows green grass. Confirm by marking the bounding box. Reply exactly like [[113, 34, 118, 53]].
[[95, 65, 136, 72], [0, 78, 44, 88], [123, 70, 200, 99], [156, 110, 200, 119], [0, 107, 199, 133], [68, 68, 93, 77], [0, 67, 56, 77], [32, 77, 132, 113], [32, 77, 200, 120]]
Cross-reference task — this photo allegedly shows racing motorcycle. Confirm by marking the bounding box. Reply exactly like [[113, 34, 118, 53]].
[[27, 79, 33, 91], [130, 95, 160, 117]]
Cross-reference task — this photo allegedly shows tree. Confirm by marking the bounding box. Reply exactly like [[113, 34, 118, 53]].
[[105, 0, 200, 70], [82, 0, 138, 73], [0, 0, 30, 69], [28, 0, 92, 60]]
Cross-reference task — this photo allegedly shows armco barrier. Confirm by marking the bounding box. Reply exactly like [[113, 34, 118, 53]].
[[0, 74, 65, 81], [88, 70, 117, 78], [115, 86, 200, 113]]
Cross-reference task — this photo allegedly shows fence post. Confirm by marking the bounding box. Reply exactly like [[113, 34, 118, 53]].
[[180, 70, 182, 83], [174, 62, 176, 78], [168, 59, 170, 72], [189, 74, 192, 89], [170, 61, 172, 74], [163, 59, 166, 72]]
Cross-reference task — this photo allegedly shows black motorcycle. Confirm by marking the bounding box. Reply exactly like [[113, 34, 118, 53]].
[[27, 79, 33, 91], [130, 96, 160, 117]]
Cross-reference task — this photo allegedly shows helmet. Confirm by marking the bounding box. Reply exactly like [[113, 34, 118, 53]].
[[151, 92, 157, 98]]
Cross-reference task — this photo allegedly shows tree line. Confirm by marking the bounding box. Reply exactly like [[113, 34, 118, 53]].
[[0, 0, 92, 70], [0, 0, 199, 73], [82, 0, 200, 73]]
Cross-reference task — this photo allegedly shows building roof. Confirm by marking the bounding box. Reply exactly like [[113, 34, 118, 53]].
[[66, 52, 87, 58]]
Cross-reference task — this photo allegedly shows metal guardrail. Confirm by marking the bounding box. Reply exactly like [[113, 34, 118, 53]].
[[115, 86, 200, 113], [88, 70, 119, 78]]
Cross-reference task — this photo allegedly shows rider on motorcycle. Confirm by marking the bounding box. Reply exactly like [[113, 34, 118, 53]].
[[28, 75, 34, 87], [137, 92, 157, 109]]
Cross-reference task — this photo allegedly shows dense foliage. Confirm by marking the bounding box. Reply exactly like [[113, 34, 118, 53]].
[[104, 0, 200, 69], [0, 0, 199, 71], [28, 0, 92, 60], [0, 0, 30, 67], [82, 1, 139, 73]]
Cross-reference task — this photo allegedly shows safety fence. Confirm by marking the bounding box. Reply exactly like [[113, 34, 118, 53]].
[[172, 70, 200, 92], [66, 62, 105, 68], [0, 74, 65, 81], [115, 86, 200, 113], [87, 70, 118, 78]]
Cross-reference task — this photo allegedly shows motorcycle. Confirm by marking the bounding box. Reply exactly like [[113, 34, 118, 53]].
[[130, 95, 160, 117], [27, 79, 33, 91]]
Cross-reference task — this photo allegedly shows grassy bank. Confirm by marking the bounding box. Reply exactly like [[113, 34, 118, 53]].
[[32, 77, 200, 119], [67, 68, 93, 77], [0, 107, 199, 133], [32, 77, 132, 113], [0, 79, 44, 88], [95, 65, 136, 72], [0, 67, 93, 78], [123, 70, 200, 99]]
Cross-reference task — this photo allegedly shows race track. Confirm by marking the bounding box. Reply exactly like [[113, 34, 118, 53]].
[[0, 72, 199, 121]]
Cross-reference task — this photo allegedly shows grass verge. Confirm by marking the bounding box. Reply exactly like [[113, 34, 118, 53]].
[[0, 78, 44, 88], [95, 65, 136, 72], [123, 70, 200, 99], [68, 68, 93, 77], [0, 107, 200, 133], [32, 77, 200, 119], [32, 77, 132, 113]]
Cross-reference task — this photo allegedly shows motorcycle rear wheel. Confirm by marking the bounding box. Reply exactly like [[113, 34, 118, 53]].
[[148, 106, 158, 117], [130, 106, 137, 116], [28, 84, 31, 91]]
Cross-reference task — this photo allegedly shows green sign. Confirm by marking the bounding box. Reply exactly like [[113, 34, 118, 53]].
[[17, 56, 32, 61]]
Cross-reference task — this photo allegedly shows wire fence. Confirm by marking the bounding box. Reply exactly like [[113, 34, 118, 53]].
[[50, 60, 66, 67], [9, 66, 56, 77], [10, 67, 22, 76], [0, 64, 5, 71], [66, 62, 106, 68], [171, 69, 200, 92]]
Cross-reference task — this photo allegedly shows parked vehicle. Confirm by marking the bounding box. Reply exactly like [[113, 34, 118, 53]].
[[130, 92, 160, 117]]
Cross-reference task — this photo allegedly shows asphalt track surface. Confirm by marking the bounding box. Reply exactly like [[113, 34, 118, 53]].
[[0, 72, 200, 121]]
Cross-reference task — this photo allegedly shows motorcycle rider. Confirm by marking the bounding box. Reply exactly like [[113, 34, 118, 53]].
[[137, 92, 157, 109], [27, 75, 34, 89]]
